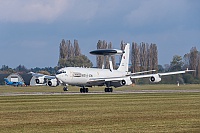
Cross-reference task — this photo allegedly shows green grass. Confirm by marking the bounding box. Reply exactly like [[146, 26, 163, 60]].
[[0, 93, 199, 133], [0, 84, 200, 93]]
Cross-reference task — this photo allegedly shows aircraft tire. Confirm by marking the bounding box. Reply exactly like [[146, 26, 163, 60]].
[[80, 88, 83, 93], [105, 88, 113, 92], [63, 87, 68, 91], [104, 88, 107, 92], [85, 88, 88, 93], [105, 88, 108, 92], [80, 88, 89, 93]]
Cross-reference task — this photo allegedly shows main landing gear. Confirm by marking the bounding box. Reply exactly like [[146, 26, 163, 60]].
[[104, 87, 113, 92], [63, 86, 113, 93], [80, 87, 88, 93]]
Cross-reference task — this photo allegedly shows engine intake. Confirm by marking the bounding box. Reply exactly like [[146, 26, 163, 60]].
[[35, 77, 45, 84], [47, 79, 59, 87]]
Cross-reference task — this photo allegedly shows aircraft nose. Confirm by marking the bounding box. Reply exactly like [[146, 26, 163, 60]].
[[55, 73, 62, 80]]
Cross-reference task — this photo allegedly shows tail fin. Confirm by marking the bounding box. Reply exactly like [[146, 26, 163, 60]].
[[117, 43, 130, 72], [4, 78, 9, 84]]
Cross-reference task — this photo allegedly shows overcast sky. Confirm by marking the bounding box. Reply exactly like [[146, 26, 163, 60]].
[[0, 0, 199, 69]]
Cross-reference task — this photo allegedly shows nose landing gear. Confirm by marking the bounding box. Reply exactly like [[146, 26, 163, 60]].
[[63, 86, 68, 91]]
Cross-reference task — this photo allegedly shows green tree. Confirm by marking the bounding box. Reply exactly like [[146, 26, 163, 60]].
[[15, 65, 28, 73], [0, 65, 14, 74], [74, 40, 81, 56], [182, 73, 194, 84], [59, 55, 93, 68], [189, 47, 198, 77], [170, 55, 183, 71], [38, 70, 50, 75], [58, 58, 68, 68], [131, 42, 140, 73], [158, 65, 164, 72]]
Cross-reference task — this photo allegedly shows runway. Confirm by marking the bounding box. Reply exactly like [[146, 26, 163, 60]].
[[0, 89, 200, 96]]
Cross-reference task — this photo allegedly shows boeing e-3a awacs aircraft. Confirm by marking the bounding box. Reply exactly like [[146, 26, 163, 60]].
[[55, 43, 194, 93]]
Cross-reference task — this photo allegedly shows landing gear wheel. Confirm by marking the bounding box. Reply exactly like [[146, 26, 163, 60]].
[[63, 87, 68, 91], [105, 88, 113, 92], [80, 88, 83, 93], [85, 88, 88, 93], [80, 88, 89, 93], [105, 88, 107, 92]]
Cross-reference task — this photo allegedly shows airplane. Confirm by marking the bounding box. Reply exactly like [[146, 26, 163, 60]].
[[4, 78, 24, 87], [55, 43, 194, 93]]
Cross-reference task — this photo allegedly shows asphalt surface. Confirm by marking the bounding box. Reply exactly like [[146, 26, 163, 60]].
[[0, 89, 200, 96]]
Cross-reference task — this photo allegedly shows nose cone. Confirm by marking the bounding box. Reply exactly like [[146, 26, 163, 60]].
[[55, 70, 64, 80], [55, 74, 59, 79]]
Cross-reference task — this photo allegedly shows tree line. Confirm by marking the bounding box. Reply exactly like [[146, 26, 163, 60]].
[[0, 65, 58, 75], [1, 39, 199, 84], [131, 42, 158, 73], [95, 40, 158, 73]]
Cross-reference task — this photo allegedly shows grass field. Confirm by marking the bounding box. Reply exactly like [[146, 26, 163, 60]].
[[0, 85, 200, 132], [0, 84, 200, 93]]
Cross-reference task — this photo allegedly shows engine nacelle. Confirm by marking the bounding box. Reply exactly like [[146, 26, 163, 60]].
[[47, 79, 59, 87], [149, 74, 161, 83], [110, 77, 132, 88], [35, 77, 45, 84]]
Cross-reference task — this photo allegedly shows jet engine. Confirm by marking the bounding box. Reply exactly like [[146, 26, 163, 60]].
[[149, 74, 161, 83], [120, 80, 126, 85], [110, 77, 132, 88], [47, 79, 59, 87], [35, 77, 45, 84]]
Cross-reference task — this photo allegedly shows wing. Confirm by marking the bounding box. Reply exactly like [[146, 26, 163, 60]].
[[131, 69, 195, 79], [29, 72, 44, 77], [43, 75, 56, 79], [127, 70, 156, 76], [29, 72, 56, 85], [29, 72, 55, 79]]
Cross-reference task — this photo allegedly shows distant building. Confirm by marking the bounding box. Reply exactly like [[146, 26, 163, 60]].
[[0, 73, 38, 86], [0, 74, 9, 85]]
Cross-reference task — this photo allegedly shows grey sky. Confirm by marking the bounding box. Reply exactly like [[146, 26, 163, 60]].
[[0, 0, 199, 68]]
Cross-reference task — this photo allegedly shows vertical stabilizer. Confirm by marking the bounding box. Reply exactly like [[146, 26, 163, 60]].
[[109, 60, 114, 72], [117, 43, 130, 72], [4, 78, 9, 84]]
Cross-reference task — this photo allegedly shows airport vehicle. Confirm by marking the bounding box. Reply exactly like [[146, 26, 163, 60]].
[[4, 78, 24, 87], [55, 43, 194, 92]]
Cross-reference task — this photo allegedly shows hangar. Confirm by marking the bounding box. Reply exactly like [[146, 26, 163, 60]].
[[0, 73, 39, 86], [7, 73, 24, 83]]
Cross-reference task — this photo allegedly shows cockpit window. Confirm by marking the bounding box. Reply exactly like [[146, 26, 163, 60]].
[[56, 70, 66, 75]]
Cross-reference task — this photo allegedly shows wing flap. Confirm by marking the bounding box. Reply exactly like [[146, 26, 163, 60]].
[[87, 77, 127, 86]]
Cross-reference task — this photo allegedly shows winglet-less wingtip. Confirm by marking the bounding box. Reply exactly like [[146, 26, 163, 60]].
[[185, 68, 195, 72]]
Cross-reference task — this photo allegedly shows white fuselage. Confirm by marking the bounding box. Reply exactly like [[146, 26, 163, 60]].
[[56, 67, 130, 87]]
